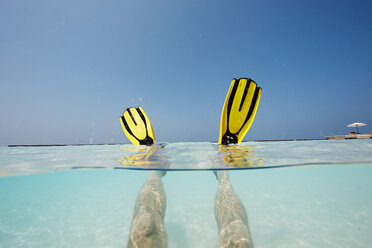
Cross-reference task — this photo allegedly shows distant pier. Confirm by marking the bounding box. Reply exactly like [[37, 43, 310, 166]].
[[325, 134, 372, 140]]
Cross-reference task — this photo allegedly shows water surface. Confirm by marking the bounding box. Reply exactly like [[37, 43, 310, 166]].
[[0, 140, 371, 247]]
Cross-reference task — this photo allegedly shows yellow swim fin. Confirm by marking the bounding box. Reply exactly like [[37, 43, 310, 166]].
[[120, 107, 155, 146], [218, 78, 262, 145]]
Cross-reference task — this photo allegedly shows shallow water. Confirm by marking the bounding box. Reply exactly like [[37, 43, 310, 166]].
[[2, 139, 372, 174], [1, 140, 372, 247]]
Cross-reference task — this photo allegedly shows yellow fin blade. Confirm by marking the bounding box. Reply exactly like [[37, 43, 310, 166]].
[[219, 78, 262, 145], [120, 107, 155, 146]]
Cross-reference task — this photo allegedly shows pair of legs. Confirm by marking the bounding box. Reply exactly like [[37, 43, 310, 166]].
[[127, 171, 253, 248]]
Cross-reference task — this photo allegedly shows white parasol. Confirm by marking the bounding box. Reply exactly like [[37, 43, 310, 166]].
[[347, 122, 367, 134]]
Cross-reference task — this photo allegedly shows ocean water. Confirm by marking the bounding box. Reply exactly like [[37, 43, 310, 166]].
[[0, 140, 372, 247]]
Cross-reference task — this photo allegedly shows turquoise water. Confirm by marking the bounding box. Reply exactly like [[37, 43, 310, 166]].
[[1, 140, 372, 247]]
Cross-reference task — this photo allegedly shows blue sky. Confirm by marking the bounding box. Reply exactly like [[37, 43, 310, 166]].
[[1, 0, 371, 145]]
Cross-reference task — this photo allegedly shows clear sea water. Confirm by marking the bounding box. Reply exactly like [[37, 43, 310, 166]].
[[1, 139, 372, 247]]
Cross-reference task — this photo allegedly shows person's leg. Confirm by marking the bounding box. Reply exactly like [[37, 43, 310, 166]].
[[127, 171, 167, 248], [214, 171, 253, 248]]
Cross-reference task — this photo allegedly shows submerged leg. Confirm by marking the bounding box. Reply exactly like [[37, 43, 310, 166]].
[[127, 171, 167, 248], [214, 171, 253, 248]]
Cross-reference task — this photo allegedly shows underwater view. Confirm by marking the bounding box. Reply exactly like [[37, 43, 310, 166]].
[[1, 140, 372, 248], [2, 0, 372, 247]]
